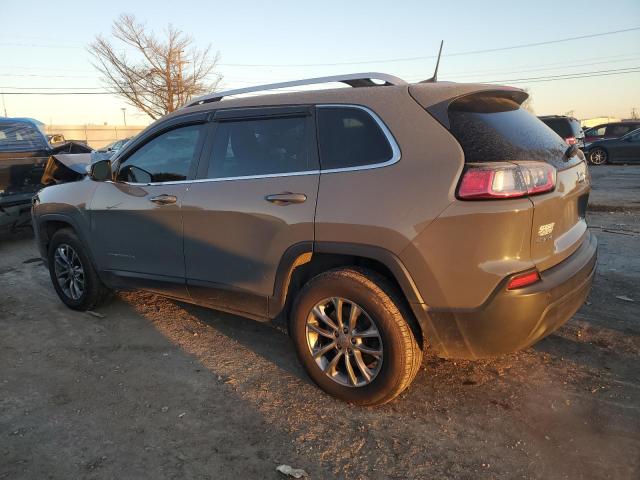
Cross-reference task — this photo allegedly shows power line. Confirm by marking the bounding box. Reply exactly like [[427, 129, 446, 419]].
[[2, 66, 639, 96], [0, 86, 104, 90], [0, 42, 82, 49], [481, 66, 640, 83], [0, 92, 114, 95], [489, 68, 640, 84], [434, 55, 640, 80], [2, 26, 638, 67], [4, 63, 640, 92], [215, 27, 640, 67], [0, 73, 98, 78], [4, 54, 640, 87]]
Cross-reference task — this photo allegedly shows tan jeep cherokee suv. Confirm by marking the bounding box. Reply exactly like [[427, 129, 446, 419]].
[[32, 73, 597, 405]]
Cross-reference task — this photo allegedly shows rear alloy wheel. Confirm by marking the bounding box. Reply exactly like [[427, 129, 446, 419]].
[[306, 297, 383, 387], [589, 147, 608, 165], [290, 267, 422, 405]]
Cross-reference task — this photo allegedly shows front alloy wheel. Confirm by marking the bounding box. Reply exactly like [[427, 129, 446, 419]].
[[54, 244, 85, 300], [47, 227, 111, 311], [306, 297, 383, 387]]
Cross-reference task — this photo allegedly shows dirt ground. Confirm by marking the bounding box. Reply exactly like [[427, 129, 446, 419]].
[[1, 166, 639, 479]]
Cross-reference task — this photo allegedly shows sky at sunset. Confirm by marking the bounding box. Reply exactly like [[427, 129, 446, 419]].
[[1, 0, 639, 125]]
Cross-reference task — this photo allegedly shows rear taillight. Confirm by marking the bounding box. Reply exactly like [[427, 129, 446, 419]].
[[507, 270, 540, 290], [457, 162, 556, 200], [565, 137, 576, 145]]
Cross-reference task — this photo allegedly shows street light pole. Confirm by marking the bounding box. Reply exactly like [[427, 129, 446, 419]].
[[121, 107, 127, 126]]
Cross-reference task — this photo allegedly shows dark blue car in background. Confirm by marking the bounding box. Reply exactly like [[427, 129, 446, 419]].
[[584, 127, 640, 165]]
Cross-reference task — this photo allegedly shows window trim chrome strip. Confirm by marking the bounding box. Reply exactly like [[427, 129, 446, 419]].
[[120, 104, 400, 186], [316, 104, 401, 174]]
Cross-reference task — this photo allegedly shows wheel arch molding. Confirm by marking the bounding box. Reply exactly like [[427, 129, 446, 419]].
[[269, 241, 428, 341], [37, 213, 97, 271]]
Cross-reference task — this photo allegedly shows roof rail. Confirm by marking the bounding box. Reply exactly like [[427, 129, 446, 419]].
[[184, 72, 407, 108]]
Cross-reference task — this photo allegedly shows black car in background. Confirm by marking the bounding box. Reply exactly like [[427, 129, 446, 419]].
[[538, 115, 585, 148], [583, 127, 640, 165]]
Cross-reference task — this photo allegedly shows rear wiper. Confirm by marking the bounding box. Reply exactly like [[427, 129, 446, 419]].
[[564, 144, 579, 161]]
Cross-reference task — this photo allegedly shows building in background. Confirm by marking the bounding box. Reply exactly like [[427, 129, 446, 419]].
[[579, 116, 621, 128], [42, 124, 146, 149]]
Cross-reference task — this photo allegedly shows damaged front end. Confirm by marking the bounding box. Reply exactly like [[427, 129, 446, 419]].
[[1, 152, 94, 229]]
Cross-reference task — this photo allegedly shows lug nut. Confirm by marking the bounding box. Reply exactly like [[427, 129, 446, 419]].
[[351, 338, 356, 344], [343, 327, 348, 334]]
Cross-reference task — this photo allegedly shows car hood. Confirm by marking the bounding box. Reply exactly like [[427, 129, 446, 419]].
[[51, 153, 93, 174], [51, 151, 112, 174]]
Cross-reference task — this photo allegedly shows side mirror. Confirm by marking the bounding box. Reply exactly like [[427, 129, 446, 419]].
[[88, 159, 112, 181]]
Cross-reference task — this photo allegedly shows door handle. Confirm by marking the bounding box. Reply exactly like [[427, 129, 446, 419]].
[[265, 192, 307, 205], [150, 194, 177, 205]]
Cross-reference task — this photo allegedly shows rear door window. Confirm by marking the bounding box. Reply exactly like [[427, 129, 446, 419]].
[[606, 124, 636, 137], [317, 106, 395, 170], [447, 93, 573, 168], [205, 115, 314, 179]]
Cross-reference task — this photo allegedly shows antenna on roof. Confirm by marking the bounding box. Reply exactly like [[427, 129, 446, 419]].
[[420, 40, 444, 83]]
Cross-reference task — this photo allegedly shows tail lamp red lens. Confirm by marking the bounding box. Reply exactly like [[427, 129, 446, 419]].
[[507, 270, 540, 290], [565, 136, 577, 145], [458, 162, 556, 200]]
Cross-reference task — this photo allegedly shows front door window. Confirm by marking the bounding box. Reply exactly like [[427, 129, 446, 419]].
[[118, 124, 205, 183]]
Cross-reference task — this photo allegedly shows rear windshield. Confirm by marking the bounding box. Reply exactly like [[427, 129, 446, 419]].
[[539, 118, 582, 138], [447, 93, 574, 168], [0, 123, 47, 151]]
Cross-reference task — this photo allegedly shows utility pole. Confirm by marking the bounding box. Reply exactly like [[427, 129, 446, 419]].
[[121, 107, 127, 126], [1, 93, 7, 117]]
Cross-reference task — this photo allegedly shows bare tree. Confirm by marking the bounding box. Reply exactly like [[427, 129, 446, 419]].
[[521, 88, 535, 114], [89, 14, 221, 120]]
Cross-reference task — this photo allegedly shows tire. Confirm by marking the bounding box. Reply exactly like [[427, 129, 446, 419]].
[[589, 147, 608, 165], [290, 267, 423, 406], [47, 228, 111, 311]]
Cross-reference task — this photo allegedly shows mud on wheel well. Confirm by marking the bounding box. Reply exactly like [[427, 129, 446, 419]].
[[277, 252, 424, 345], [41, 220, 73, 251]]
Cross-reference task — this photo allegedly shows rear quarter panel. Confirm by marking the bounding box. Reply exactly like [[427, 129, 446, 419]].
[[400, 198, 535, 309], [314, 88, 462, 257]]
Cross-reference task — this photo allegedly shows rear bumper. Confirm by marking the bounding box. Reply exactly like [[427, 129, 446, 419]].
[[417, 232, 597, 359]]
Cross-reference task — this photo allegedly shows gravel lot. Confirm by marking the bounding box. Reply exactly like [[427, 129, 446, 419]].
[[1, 165, 639, 479]]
